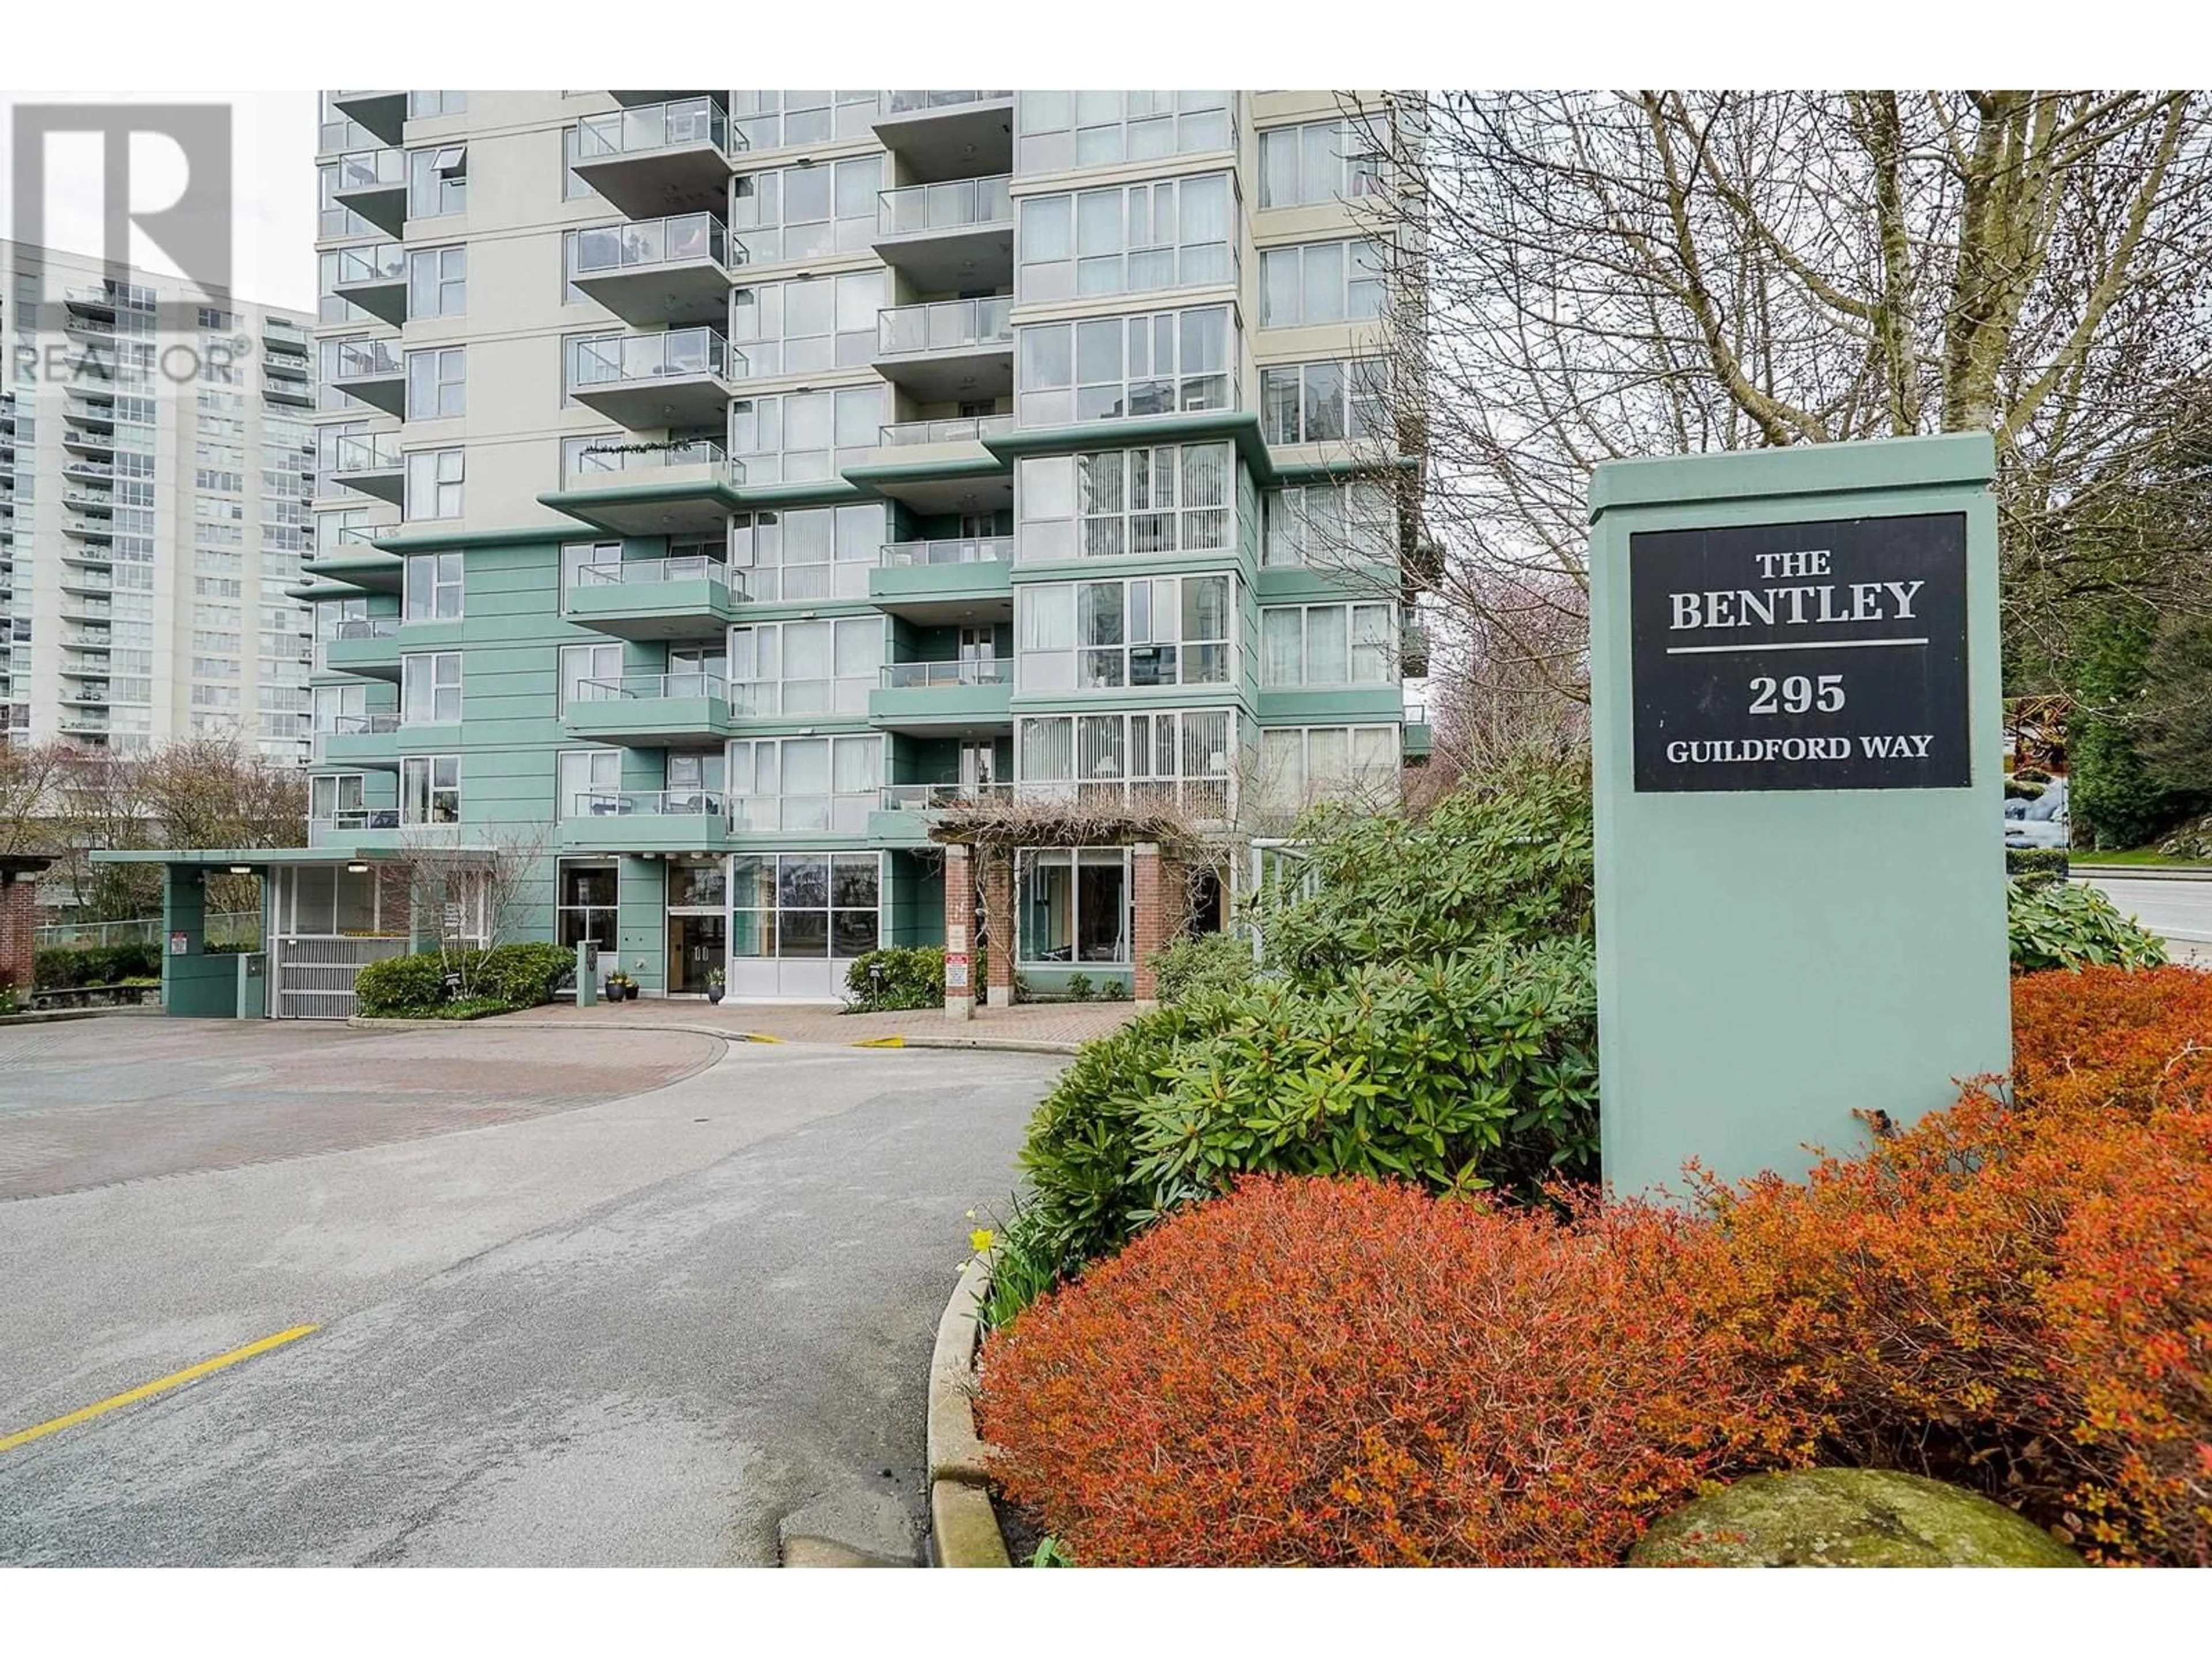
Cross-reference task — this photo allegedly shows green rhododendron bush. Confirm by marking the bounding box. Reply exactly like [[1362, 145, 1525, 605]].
[[979, 967, 2212, 1567]]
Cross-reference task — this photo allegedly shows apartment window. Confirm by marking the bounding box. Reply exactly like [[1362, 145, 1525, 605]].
[[560, 124, 603, 202], [1260, 725, 1399, 810], [406, 347, 465, 419], [408, 146, 468, 218], [1015, 709, 1236, 812], [728, 385, 884, 486], [1017, 442, 1232, 563], [560, 539, 622, 595], [404, 448, 464, 520], [1017, 174, 1234, 304], [560, 642, 623, 709], [1259, 120, 1385, 209], [1259, 238, 1385, 327], [726, 736, 882, 835], [558, 748, 622, 816], [1260, 603, 1395, 687], [728, 270, 883, 377], [1016, 306, 1233, 427], [408, 91, 468, 119], [1259, 358, 1388, 445], [317, 162, 373, 238], [407, 245, 465, 318], [1018, 574, 1232, 692], [1019, 849, 1131, 967], [728, 616, 882, 717], [404, 551, 464, 622], [729, 156, 882, 265], [310, 773, 369, 827], [1015, 92, 1232, 175], [730, 850, 881, 960], [727, 503, 885, 603], [1263, 480, 1397, 569], [556, 860, 618, 948], [400, 652, 461, 724], [400, 753, 462, 824], [728, 91, 878, 151]]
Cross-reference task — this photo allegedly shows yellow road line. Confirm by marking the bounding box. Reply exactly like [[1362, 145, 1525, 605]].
[[850, 1036, 907, 1048], [0, 1324, 319, 1455], [741, 1032, 786, 1044]]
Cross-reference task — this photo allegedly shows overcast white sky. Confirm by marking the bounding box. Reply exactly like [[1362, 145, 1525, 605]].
[[0, 92, 317, 312]]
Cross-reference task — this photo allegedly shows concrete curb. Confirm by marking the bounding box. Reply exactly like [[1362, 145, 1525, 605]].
[[0, 1005, 166, 1027], [358, 1013, 1086, 1056], [2072, 864, 2212, 882], [926, 1253, 1011, 1569]]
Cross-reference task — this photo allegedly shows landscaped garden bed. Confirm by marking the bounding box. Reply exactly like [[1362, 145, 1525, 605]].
[[948, 759, 2205, 1568]]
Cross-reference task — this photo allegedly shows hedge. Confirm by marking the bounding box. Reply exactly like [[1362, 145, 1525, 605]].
[[35, 942, 161, 990], [844, 945, 945, 1010], [353, 941, 574, 1018], [2005, 847, 2070, 887]]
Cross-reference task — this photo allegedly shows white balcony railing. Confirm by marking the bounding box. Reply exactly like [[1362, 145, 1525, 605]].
[[878, 415, 1012, 447], [569, 212, 733, 279], [569, 787, 727, 818], [878, 781, 1014, 812], [877, 296, 1013, 356], [878, 536, 1014, 567], [560, 436, 740, 490], [575, 97, 730, 160], [573, 555, 731, 589], [569, 327, 739, 391], [877, 174, 1012, 237], [880, 91, 1013, 118], [571, 672, 728, 703]]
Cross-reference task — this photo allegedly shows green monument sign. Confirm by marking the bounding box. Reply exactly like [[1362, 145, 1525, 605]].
[[1589, 433, 2009, 1198]]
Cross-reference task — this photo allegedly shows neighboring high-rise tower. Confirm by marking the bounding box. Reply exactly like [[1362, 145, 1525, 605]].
[[0, 240, 315, 760]]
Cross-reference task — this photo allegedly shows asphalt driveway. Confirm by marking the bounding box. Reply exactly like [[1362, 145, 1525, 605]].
[[0, 1017, 1062, 1566]]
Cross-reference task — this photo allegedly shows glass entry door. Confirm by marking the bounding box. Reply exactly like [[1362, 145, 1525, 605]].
[[667, 913, 726, 994]]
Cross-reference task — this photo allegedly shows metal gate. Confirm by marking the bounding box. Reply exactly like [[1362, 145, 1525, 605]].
[[271, 934, 408, 1020]]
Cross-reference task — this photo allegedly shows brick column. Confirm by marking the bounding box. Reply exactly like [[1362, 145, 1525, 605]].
[[981, 846, 1016, 1006], [942, 844, 974, 1021], [0, 872, 37, 1001], [1131, 842, 1166, 1009]]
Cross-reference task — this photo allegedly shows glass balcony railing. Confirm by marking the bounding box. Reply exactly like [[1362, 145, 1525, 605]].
[[569, 213, 733, 278], [559, 436, 741, 490], [878, 415, 1012, 447], [326, 713, 401, 736], [572, 671, 728, 703], [311, 809, 402, 834], [881, 658, 1012, 690], [326, 431, 402, 473], [878, 536, 1014, 567], [881, 90, 1013, 117], [332, 147, 404, 192], [568, 787, 727, 818], [877, 174, 1012, 237], [332, 241, 407, 286], [569, 327, 737, 391], [877, 296, 1012, 356], [329, 617, 400, 641], [878, 781, 1013, 812], [576, 97, 729, 160], [573, 555, 730, 588], [332, 338, 403, 380]]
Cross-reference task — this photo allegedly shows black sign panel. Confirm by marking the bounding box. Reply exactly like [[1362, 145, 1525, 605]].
[[1629, 513, 1969, 792]]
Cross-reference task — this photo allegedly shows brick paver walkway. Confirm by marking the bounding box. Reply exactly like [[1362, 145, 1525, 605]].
[[496, 995, 1135, 1050]]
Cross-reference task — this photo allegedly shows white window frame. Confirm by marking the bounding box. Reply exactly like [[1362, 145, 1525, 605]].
[[403, 550, 464, 622], [405, 346, 465, 420], [1259, 357, 1388, 446], [403, 447, 464, 521], [560, 642, 624, 710], [1017, 441, 1233, 563], [1258, 119, 1385, 210], [1016, 305, 1233, 428], [1259, 238, 1386, 328], [400, 650, 462, 725], [407, 245, 465, 319], [1259, 724, 1400, 813], [1260, 602, 1396, 688], [408, 145, 467, 218], [728, 616, 882, 717], [1018, 574, 1234, 692], [1017, 173, 1236, 303], [1014, 91, 1232, 175], [1017, 847, 1134, 969], [725, 734, 882, 834], [729, 849, 883, 961], [400, 753, 463, 824], [558, 747, 623, 817], [1263, 480, 1397, 569]]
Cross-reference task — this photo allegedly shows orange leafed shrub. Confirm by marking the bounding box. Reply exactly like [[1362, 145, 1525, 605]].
[[2011, 965, 2212, 1117], [976, 1175, 1805, 1567]]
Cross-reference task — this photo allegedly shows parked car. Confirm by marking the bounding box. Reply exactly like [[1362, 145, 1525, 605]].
[[2005, 775, 2069, 849]]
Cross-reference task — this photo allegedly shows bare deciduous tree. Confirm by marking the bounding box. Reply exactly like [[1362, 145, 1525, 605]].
[[1353, 90, 2212, 706]]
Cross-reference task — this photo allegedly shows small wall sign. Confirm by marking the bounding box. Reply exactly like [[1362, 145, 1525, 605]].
[[168, 930, 188, 956], [1629, 512, 1969, 792], [945, 952, 970, 991]]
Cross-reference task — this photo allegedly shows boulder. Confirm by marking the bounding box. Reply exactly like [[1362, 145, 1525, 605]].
[[1630, 1469, 2084, 1568]]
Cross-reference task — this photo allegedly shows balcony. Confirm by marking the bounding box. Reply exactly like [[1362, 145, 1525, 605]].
[[65, 388, 116, 429], [329, 336, 406, 416], [264, 314, 310, 350], [873, 175, 1013, 290], [61, 456, 114, 485], [309, 809, 402, 848], [330, 147, 407, 236], [570, 98, 736, 219], [873, 93, 1014, 178], [563, 553, 740, 641], [62, 426, 118, 457], [63, 516, 115, 544], [546, 436, 742, 537], [59, 592, 113, 622], [321, 616, 404, 680], [329, 90, 407, 146], [869, 536, 1014, 624], [316, 712, 403, 768], [873, 296, 1013, 402], [558, 787, 733, 853], [568, 213, 737, 328], [63, 312, 116, 343], [263, 372, 316, 407], [329, 240, 408, 325], [302, 525, 406, 593], [1402, 702, 1433, 761], [567, 327, 740, 431], [63, 282, 143, 317], [866, 779, 1013, 843], [844, 415, 1014, 513], [869, 658, 1013, 736], [325, 430, 405, 504], [563, 672, 736, 747]]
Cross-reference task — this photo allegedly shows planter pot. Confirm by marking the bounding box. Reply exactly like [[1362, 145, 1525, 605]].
[[624, 983, 640, 1001], [601, 982, 618, 1002], [707, 986, 724, 1005]]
